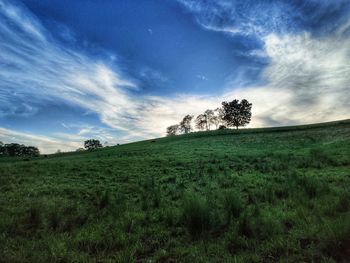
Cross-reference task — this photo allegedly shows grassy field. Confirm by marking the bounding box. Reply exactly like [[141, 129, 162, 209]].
[[0, 120, 350, 262]]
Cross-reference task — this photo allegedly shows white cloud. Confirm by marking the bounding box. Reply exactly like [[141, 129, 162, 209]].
[[0, 125, 123, 153], [0, 0, 45, 40], [176, 0, 298, 37], [136, 32, 350, 130], [0, 0, 349, 153], [0, 128, 81, 153], [260, 32, 350, 124]]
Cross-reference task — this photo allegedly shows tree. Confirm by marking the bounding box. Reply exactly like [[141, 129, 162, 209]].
[[204, 109, 214, 130], [5, 143, 23, 156], [0, 143, 39, 157], [195, 114, 207, 130], [221, 99, 252, 129], [0, 142, 6, 156], [179, 115, 194, 134], [84, 139, 103, 150], [166, 124, 179, 136], [211, 108, 225, 129], [23, 146, 40, 157]]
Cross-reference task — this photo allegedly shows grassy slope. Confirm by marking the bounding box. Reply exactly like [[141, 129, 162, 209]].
[[0, 120, 350, 262]]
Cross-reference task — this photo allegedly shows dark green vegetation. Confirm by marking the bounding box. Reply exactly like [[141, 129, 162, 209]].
[[0, 143, 40, 157], [1, 120, 350, 262]]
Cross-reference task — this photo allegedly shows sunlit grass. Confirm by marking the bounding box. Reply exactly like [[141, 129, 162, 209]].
[[0, 120, 349, 262]]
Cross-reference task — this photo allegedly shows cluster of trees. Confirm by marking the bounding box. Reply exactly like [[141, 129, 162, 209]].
[[84, 139, 103, 150], [0, 142, 40, 157], [167, 99, 252, 136]]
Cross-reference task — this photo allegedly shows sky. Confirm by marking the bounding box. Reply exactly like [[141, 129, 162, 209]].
[[0, 0, 349, 153]]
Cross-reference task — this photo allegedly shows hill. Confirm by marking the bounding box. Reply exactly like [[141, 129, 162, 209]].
[[1, 120, 350, 262]]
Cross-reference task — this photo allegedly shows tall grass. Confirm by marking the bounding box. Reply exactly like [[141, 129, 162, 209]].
[[222, 190, 243, 224], [182, 192, 212, 239]]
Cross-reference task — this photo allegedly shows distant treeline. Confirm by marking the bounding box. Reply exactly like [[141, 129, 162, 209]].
[[0, 142, 40, 157], [167, 99, 252, 136]]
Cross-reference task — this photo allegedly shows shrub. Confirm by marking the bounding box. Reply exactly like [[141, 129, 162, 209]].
[[182, 193, 212, 239]]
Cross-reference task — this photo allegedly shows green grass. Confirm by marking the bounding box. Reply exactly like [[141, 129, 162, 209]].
[[1, 119, 350, 262]]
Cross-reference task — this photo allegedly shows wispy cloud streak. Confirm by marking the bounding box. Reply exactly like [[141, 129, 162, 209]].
[[0, 0, 349, 153], [0, 127, 81, 153], [175, 0, 350, 126]]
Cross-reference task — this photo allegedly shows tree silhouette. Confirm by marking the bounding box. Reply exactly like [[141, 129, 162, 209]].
[[221, 99, 252, 129], [166, 124, 180, 136], [0, 143, 40, 157], [211, 108, 224, 129], [204, 109, 214, 130], [195, 114, 207, 130], [179, 115, 194, 134], [84, 139, 103, 150]]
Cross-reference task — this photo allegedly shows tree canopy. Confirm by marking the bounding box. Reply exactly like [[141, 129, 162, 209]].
[[0, 143, 40, 157], [221, 99, 252, 129], [84, 139, 103, 150], [165, 98, 252, 135], [166, 124, 180, 136], [179, 115, 194, 134], [195, 114, 207, 130]]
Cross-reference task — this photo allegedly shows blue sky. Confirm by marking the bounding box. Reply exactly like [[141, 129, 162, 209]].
[[0, 0, 349, 153]]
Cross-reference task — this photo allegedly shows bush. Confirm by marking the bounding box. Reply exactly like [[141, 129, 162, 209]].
[[182, 193, 212, 239]]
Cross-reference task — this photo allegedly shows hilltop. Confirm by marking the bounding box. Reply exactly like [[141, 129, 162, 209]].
[[0, 120, 349, 262]]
